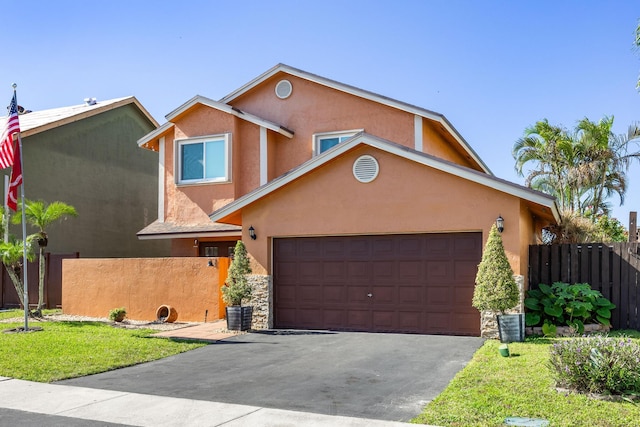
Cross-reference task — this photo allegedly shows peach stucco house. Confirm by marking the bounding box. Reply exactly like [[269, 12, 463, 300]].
[[137, 64, 559, 336]]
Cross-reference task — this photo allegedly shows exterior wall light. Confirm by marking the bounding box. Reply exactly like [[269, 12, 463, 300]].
[[496, 215, 504, 233], [249, 225, 257, 240]]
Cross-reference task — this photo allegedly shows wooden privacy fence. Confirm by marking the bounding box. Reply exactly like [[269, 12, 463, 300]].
[[0, 253, 79, 309], [529, 243, 640, 330]]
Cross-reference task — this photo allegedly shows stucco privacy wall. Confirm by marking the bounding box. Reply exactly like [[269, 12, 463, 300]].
[[62, 257, 229, 322], [240, 145, 531, 280]]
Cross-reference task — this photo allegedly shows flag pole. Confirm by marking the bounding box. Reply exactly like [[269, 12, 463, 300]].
[[12, 84, 28, 331]]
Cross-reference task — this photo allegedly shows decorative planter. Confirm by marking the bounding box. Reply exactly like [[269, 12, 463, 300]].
[[156, 305, 178, 323], [497, 313, 525, 343], [226, 306, 253, 331]]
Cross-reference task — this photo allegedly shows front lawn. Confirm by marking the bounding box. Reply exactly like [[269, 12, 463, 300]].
[[413, 334, 640, 427], [0, 312, 206, 382]]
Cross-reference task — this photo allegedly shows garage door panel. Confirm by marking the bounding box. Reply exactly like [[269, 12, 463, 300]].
[[276, 285, 296, 303], [323, 285, 345, 303], [372, 310, 395, 331], [347, 310, 371, 330], [347, 261, 371, 283], [398, 260, 422, 280], [372, 286, 395, 304], [454, 260, 480, 281], [396, 236, 422, 258], [322, 261, 345, 283], [426, 286, 452, 305], [425, 236, 453, 259], [348, 286, 370, 304], [426, 261, 454, 283], [372, 261, 395, 283], [372, 238, 395, 258], [297, 308, 323, 327], [347, 239, 371, 258], [299, 262, 322, 284], [323, 309, 346, 328], [297, 285, 322, 303], [397, 286, 422, 304], [274, 233, 481, 336]]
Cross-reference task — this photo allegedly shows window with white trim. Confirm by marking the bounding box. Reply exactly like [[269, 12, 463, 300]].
[[313, 130, 362, 155], [177, 134, 231, 184]]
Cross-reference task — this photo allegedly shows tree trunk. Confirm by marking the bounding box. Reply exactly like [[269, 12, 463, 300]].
[[37, 247, 45, 311], [6, 267, 24, 309]]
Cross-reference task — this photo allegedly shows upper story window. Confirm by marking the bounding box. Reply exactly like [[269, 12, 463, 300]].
[[313, 130, 362, 156], [177, 134, 231, 184]]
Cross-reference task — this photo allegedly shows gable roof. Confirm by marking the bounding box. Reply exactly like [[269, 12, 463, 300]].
[[1, 96, 158, 138], [137, 95, 294, 148], [209, 132, 560, 225], [220, 63, 491, 175]]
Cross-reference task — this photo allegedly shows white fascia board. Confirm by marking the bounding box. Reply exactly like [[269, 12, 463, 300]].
[[221, 64, 490, 174], [138, 122, 174, 147], [166, 95, 293, 138], [210, 133, 558, 223]]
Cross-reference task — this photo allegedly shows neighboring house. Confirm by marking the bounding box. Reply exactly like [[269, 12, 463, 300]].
[[0, 96, 169, 258], [137, 64, 559, 336]]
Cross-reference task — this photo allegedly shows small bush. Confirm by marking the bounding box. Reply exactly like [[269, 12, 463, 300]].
[[549, 335, 640, 396], [108, 307, 127, 322], [525, 282, 615, 334]]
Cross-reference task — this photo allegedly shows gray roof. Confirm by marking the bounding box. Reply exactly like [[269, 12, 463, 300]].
[[137, 220, 242, 239], [1, 96, 158, 137]]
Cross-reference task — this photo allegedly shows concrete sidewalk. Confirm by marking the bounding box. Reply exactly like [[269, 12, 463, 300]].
[[0, 377, 421, 426]]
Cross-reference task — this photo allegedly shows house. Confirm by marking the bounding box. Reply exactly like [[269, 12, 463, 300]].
[[137, 64, 559, 336], [1, 96, 169, 259]]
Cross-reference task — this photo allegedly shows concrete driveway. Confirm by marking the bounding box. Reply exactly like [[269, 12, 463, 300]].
[[58, 330, 483, 422]]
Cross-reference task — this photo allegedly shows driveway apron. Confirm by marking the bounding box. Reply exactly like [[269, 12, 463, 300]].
[[58, 331, 483, 422]]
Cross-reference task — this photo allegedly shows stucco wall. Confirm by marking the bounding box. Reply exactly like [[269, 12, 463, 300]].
[[62, 257, 229, 322], [240, 145, 529, 280], [2, 105, 169, 258]]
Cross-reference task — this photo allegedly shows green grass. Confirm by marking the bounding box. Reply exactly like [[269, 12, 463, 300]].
[[412, 334, 640, 427], [0, 311, 206, 382]]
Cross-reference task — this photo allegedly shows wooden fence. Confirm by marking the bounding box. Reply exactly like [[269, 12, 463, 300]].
[[529, 243, 640, 330], [0, 253, 79, 309]]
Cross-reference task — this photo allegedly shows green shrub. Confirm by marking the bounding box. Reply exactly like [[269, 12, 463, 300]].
[[222, 241, 252, 306], [108, 307, 127, 322], [472, 224, 519, 313], [549, 335, 640, 396], [525, 282, 615, 334]]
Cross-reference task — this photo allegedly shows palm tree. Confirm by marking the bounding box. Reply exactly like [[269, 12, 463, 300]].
[[512, 119, 579, 212], [575, 117, 640, 216], [0, 238, 35, 309], [12, 200, 77, 314]]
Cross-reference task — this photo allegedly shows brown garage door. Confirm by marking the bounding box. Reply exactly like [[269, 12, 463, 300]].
[[273, 233, 482, 336]]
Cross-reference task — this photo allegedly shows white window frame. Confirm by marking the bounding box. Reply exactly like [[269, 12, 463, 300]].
[[312, 129, 363, 156], [176, 133, 232, 185]]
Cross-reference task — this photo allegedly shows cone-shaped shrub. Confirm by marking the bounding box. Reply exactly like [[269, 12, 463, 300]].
[[472, 224, 519, 314], [221, 241, 253, 306]]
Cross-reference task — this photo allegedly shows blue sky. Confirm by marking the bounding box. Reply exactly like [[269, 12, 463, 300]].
[[4, 1, 640, 225]]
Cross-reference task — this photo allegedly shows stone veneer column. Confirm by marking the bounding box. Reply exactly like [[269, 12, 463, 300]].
[[246, 275, 271, 330], [479, 274, 525, 339]]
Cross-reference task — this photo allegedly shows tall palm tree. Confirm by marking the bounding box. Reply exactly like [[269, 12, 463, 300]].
[[512, 119, 579, 212], [575, 117, 640, 216], [12, 200, 77, 314]]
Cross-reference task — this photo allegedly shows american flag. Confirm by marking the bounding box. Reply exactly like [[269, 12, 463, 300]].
[[0, 92, 19, 169]]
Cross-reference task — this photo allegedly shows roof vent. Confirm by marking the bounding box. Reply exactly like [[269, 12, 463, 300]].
[[84, 97, 97, 106], [353, 155, 379, 183], [275, 80, 292, 99]]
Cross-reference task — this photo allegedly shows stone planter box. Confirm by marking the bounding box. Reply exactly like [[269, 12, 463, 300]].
[[526, 323, 610, 337]]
